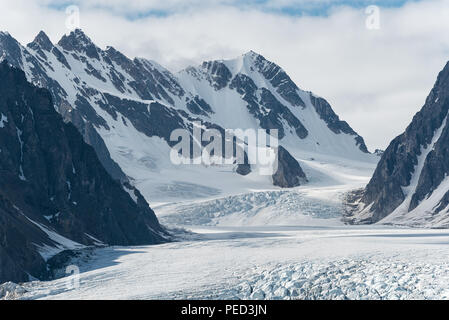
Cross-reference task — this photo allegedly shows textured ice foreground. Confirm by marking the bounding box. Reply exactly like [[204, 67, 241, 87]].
[[18, 226, 449, 300]]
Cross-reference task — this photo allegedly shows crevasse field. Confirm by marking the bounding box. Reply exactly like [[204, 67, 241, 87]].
[[13, 151, 449, 300]]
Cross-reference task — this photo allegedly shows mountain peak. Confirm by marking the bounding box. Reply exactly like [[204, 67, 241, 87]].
[[0, 31, 24, 67], [105, 45, 129, 61], [242, 50, 270, 64], [0, 61, 167, 283], [352, 61, 449, 226], [436, 60, 449, 86], [0, 31, 15, 43], [62, 28, 93, 45], [243, 50, 262, 59], [58, 29, 100, 60], [28, 31, 53, 52]]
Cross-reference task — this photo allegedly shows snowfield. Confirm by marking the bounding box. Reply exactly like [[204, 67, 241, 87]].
[[5, 146, 449, 300], [13, 226, 449, 300]]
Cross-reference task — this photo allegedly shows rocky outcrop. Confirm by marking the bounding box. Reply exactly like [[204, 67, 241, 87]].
[[0, 194, 50, 283], [186, 96, 214, 116], [201, 61, 233, 90], [229, 73, 308, 140], [351, 61, 449, 226], [272, 146, 308, 188], [250, 51, 306, 108], [0, 61, 167, 284], [0, 281, 29, 300], [374, 149, 384, 157]]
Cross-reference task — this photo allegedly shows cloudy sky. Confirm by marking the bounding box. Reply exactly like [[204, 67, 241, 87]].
[[1, 0, 449, 150]]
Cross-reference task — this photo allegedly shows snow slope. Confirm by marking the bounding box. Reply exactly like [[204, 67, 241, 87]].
[[23, 216, 85, 260], [152, 146, 377, 226], [0, 30, 378, 210]]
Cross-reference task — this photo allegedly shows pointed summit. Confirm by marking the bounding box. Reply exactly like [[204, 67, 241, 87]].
[[243, 50, 263, 59], [28, 31, 53, 52], [59, 28, 93, 46], [58, 28, 100, 60], [0, 31, 24, 68], [433, 61, 449, 92], [0, 31, 17, 44]]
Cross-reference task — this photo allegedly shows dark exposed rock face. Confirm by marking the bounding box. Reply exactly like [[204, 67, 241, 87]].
[[353, 61, 449, 225], [97, 95, 187, 143], [250, 51, 306, 108], [236, 163, 252, 176], [59, 29, 101, 60], [201, 61, 232, 90], [309, 95, 369, 153], [259, 88, 308, 139], [0, 61, 167, 284], [0, 194, 50, 283], [2, 29, 188, 182], [0, 31, 127, 182], [229, 73, 308, 140], [272, 146, 307, 188], [186, 96, 214, 116], [0, 32, 24, 69]]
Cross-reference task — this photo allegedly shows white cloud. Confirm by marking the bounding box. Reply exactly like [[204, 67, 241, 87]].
[[34, 0, 383, 14], [0, 0, 448, 150]]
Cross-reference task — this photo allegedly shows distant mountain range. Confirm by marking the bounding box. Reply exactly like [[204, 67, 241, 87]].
[[0, 29, 376, 284], [0, 29, 373, 201]]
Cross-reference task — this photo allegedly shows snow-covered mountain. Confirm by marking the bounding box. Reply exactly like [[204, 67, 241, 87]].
[[0, 29, 375, 205], [0, 61, 167, 284], [177, 51, 370, 157], [346, 61, 449, 227]]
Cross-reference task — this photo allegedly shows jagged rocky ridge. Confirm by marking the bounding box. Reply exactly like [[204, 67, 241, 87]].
[[347, 61, 449, 227], [0, 61, 167, 284], [0, 29, 371, 196]]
